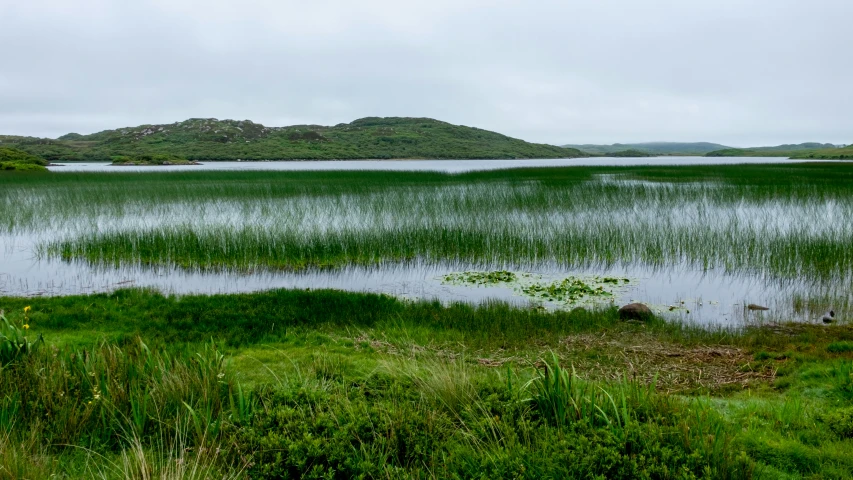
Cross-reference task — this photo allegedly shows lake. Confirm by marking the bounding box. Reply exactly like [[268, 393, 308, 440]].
[[4, 159, 850, 327], [46, 156, 814, 173]]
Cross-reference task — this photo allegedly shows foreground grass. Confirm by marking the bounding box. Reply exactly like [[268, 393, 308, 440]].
[[1, 289, 852, 478]]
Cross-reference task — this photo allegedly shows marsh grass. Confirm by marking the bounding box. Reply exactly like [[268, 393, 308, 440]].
[[3, 165, 853, 288], [0, 425, 55, 480], [1, 287, 734, 352], [0, 336, 249, 452], [90, 417, 246, 480]]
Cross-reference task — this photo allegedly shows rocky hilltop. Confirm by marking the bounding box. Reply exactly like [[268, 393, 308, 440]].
[[1, 117, 583, 161]]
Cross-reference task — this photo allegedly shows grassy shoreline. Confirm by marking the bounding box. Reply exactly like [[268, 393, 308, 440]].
[[1, 288, 852, 478]]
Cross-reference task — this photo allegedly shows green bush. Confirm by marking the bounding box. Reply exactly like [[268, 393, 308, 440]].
[[234, 358, 754, 479], [827, 341, 853, 353], [823, 407, 853, 439], [0, 147, 48, 166], [0, 161, 49, 172]]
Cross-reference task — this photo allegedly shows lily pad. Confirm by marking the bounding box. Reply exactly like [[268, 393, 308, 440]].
[[441, 270, 632, 309]]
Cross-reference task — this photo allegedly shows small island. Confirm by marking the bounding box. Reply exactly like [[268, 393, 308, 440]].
[[111, 154, 200, 166], [607, 149, 655, 158]]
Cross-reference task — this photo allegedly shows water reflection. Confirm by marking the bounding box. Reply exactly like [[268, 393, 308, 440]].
[[5, 160, 852, 326], [1, 232, 848, 327], [46, 156, 825, 173]]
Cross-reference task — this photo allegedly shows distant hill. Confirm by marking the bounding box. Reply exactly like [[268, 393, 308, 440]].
[[791, 145, 853, 159], [706, 143, 847, 158], [751, 142, 837, 151], [0, 117, 584, 161], [563, 142, 730, 156]]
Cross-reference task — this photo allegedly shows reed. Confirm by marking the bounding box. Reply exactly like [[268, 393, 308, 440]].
[[1, 164, 849, 286]]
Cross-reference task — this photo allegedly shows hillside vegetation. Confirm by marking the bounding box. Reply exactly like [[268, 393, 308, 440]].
[[0, 117, 584, 161], [706, 143, 847, 158], [608, 149, 655, 157], [111, 153, 198, 166], [564, 142, 729, 156], [0, 146, 49, 172], [791, 144, 853, 159]]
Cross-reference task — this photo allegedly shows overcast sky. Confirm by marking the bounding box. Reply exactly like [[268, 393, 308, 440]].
[[1, 0, 851, 146]]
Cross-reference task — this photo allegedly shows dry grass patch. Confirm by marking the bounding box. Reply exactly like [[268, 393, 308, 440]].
[[558, 333, 777, 392]]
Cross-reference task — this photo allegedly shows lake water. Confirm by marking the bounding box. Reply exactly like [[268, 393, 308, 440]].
[[3, 157, 848, 327], [47, 156, 816, 173], [0, 233, 839, 326]]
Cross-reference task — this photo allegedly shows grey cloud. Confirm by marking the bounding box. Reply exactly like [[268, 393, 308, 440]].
[[1, 0, 851, 146]]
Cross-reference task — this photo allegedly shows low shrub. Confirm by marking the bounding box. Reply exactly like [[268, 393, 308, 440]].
[[827, 341, 853, 353], [0, 162, 48, 172], [823, 407, 853, 439], [234, 357, 755, 479]]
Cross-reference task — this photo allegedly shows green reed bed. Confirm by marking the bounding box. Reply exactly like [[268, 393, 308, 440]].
[[4, 165, 851, 288], [43, 219, 853, 282], [4, 164, 853, 230]]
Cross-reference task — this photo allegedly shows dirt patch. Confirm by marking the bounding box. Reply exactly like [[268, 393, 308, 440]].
[[558, 333, 777, 393], [348, 331, 777, 393]]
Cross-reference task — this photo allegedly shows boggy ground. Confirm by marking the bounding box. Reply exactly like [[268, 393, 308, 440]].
[[1, 288, 852, 479]]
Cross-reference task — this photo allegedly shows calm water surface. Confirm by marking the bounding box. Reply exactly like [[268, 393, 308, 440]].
[[3, 157, 847, 326], [47, 156, 818, 173], [0, 236, 836, 326]]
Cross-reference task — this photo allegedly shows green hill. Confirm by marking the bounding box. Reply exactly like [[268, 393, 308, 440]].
[[563, 142, 730, 156], [791, 145, 853, 159], [706, 143, 848, 158], [752, 142, 837, 151], [0, 117, 584, 161]]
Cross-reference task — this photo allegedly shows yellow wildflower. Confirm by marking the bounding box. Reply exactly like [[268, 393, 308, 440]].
[[24, 306, 31, 313], [23, 324, 30, 330]]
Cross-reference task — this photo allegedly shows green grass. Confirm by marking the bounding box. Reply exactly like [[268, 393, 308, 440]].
[[2, 290, 853, 478], [0, 287, 683, 349]]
